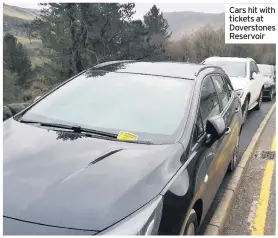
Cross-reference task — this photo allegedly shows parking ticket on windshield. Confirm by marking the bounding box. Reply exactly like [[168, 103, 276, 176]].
[[117, 131, 138, 141]]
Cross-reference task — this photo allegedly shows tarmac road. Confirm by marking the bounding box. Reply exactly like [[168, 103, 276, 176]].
[[199, 98, 276, 235], [223, 108, 276, 235]]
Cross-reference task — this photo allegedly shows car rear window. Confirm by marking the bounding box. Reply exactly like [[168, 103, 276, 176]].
[[204, 60, 246, 78]]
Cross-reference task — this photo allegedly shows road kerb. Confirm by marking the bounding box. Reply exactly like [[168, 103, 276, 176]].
[[204, 102, 276, 235], [224, 167, 244, 193], [205, 224, 220, 235], [208, 190, 235, 231]]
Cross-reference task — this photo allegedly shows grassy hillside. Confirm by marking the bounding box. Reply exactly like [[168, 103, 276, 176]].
[[163, 11, 224, 41], [3, 3, 39, 20], [3, 3, 39, 37], [3, 4, 43, 68]]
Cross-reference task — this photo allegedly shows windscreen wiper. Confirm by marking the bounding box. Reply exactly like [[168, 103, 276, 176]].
[[20, 120, 154, 144], [20, 120, 118, 139]]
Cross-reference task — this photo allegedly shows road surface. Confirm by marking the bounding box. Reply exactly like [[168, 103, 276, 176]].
[[223, 108, 276, 235]]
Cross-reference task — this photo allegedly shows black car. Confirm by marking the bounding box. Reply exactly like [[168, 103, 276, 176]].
[[3, 61, 242, 235], [257, 64, 276, 101]]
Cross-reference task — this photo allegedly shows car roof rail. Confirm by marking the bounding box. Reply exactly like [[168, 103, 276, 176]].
[[93, 60, 136, 68]]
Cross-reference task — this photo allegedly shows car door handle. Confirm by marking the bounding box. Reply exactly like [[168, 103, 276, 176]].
[[225, 127, 231, 135], [235, 107, 240, 113]]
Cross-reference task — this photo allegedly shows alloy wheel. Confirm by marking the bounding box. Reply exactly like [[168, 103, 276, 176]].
[[255, 91, 263, 110], [258, 92, 263, 106], [269, 89, 273, 101], [242, 102, 248, 124]]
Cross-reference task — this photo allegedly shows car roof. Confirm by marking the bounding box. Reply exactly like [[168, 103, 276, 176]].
[[90, 61, 222, 80], [204, 56, 253, 63]]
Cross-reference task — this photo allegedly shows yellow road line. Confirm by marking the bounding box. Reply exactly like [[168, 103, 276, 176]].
[[271, 135, 276, 151], [251, 160, 275, 235]]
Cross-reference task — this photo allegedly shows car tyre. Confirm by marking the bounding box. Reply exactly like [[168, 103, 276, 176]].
[[254, 89, 263, 110], [183, 209, 198, 235], [242, 98, 249, 124], [267, 87, 273, 101], [228, 132, 240, 172]]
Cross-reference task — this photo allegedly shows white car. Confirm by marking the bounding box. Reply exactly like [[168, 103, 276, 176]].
[[202, 57, 265, 124], [257, 64, 276, 101]]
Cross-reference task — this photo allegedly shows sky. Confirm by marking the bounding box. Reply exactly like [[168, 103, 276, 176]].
[[5, 2, 225, 19]]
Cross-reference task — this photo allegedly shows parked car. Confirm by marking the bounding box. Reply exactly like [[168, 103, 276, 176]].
[[257, 64, 276, 101], [202, 57, 265, 124], [3, 61, 242, 235]]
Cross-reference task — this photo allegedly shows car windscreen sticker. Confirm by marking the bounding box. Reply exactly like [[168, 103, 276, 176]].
[[117, 131, 138, 141]]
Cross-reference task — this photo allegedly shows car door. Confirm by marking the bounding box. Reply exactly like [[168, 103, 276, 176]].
[[211, 75, 241, 171], [191, 75, 229, 213], [250, 61, 262, 103], [254, 61, 265, 90], [249, 61, 257, 104], [222, 75, 243, 125]]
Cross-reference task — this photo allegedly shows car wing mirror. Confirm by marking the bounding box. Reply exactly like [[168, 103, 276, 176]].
[[251, 72, 257, 80], [205, 115, 226, 144]]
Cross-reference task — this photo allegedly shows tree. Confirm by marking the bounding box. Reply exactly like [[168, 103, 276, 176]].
[[21, 22, 39, 43], [143, 5, 171, 61], [166, 25, 276, 65], [144, 5, 171, 42], [118, 20, 148, 60], [33, 3, 74, 79], [34, 3, 138, 81], [33, 3, 173, 83], [3, 33, 32, 85]]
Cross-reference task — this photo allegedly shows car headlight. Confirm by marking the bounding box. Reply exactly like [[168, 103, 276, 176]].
[[235, 89, 244, 98], [100, 196, 163, 235]]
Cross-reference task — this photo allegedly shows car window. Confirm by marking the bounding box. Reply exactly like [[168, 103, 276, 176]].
[[203, 60, 246, 77], [200, 76, 221, 126], [251, 61, 258, 74], [253, 62, 259, 73], [191, 109, 204, 146], [222, 76, 233, 98], [250, 62, 254, 73], [211, 75, 230, 110], [258, 64, 273, 77]]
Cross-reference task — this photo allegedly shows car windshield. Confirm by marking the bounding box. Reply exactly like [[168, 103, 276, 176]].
[[258, 64, 273, 77], [21, 70, 193, 144], [204, 60, 246, 77]]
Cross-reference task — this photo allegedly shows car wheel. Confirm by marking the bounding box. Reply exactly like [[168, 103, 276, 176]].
[[228, 132, 240, 172], [183, 210, 198, 235], [267, 87, 273, 101], [242, 98, 249, 124], [254, 89, 263, 110]]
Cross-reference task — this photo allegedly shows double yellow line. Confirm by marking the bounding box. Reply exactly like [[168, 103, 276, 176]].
[[251, 135, 276, 236]]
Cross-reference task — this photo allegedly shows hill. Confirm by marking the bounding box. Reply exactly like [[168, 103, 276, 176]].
[[163, 11, 224, 41], [3, 3, 40, 20], [3, 3, 39, 37], [3, 4, 224, 41]]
